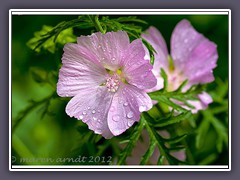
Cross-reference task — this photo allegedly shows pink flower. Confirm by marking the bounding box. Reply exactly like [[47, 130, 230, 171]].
[[142, 19, 218, 113], [57, 31, 157, 139]]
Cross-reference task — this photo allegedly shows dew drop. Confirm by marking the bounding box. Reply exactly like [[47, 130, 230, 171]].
[[139, 105, 147, 112], [118, 98, 123, 104], [93, 117, 97, 121], [112, 115, 120, 122], [82, 111, 87, 115], [111, 57, 116, 61], [110, 106, 115, 112], [79, 115, 83, 119], [92, 110, 96, 114], [127, 111, 133, 119], [87, 107, 91, 110], [123, 102, 128, 107], [127, 120, 133, 127]]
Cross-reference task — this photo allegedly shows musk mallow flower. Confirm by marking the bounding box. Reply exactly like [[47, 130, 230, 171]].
[[57, 31, 157, 139], [142, 19, 218, 113]]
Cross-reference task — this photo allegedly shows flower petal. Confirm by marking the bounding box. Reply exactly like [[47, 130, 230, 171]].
[[107, 84, 153, 136], [57, 43, 107, 97], [122, 39, 157, 90], [65, 86, 114, 139], [171, 19, 207, 70], [77, 31, 130, 71], [142, 26, 169, 69], [184, 39, 218, 85], [141, 26, 169, 92]]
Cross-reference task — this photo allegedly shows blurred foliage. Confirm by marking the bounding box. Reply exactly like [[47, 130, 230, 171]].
[[12, 14, 229, 166]]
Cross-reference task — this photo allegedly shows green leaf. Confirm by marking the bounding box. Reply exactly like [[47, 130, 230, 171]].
[[142, 112, 188, 165], [175, 79, 189, 92], [195, 117, 210, 149], [117, 118, 145, 165], [27, 25, 76, 53], [140, 140, 157, 165], [116, 16, 147, 24], [157, 155, 165, 165], [160, 68, 168, 91], [164, 134, 188, 144], [150, 95, 187, 113], [153, 111, 192, 127]]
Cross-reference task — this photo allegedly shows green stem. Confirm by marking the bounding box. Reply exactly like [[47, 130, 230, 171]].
[[88, 15, 106, 33]]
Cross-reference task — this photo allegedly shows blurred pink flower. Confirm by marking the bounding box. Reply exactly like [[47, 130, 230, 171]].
[[57, 31, 157, 139], [142, 19, 218, 113]]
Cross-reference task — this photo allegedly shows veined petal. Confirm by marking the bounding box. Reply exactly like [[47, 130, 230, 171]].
[[184, 39, 218, 85], [122, 39, 157, 90], [142, 26, 169, 69], [57, 43, 107, 97], [107, 84, 153, 136], [141, 26, 168, 92], [65, 86, 114, 139], [77, 31, 130, 71], [171, 19, 206, 70]]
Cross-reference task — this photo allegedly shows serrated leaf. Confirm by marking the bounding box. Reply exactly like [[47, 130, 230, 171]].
[[116, 16, 147, 24], [151, 96, 187, 113], [117, 118, 145, 165], [157, 155, 165, 165], [175, 79, 189, 92], [160, 68, 168, 91], [27, 25, 76, 53], [140, 140, 157, 165], [164, 134, 188, 144], [153, 111, 192, 127], [168, 146, 186, 152]]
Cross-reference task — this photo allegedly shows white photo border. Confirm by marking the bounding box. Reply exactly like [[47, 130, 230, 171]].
[[9, 9, 231, 171]]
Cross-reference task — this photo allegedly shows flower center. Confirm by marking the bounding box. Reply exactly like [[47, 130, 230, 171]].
[[168, 71, 186, 91], [106, 75, 120, 93]]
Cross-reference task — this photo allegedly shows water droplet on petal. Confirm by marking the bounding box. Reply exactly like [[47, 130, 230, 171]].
[[127, 111, 133, 119], [139, 105, 147, 112], [79, 115, 83, 119], [92, 110, 96, 114], [127, 120, 133, 127], [112, 115, 120, 122], [110, 106, 115, 112], [93, 117, 97, 121], [87, 107, 91, 110], [82, 111, 87, 115], [123, 102, 128, 107], [118, 98, 123, 104]]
